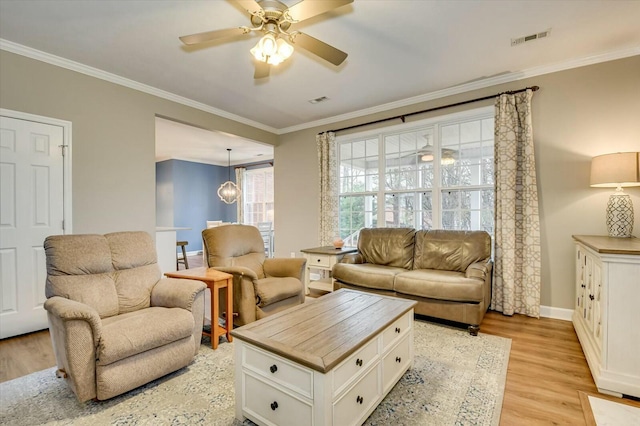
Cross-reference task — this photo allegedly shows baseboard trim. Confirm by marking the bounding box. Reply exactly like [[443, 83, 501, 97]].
[[540, 305, 573, 321]]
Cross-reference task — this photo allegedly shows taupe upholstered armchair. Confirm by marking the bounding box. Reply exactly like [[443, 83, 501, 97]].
[[43, 231, 206, 402], [202, 224, 306, 326]]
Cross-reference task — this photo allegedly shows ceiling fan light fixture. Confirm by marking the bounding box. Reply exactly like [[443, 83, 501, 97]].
[[421, 153, 434, 162], [251, 33, 280, 62]]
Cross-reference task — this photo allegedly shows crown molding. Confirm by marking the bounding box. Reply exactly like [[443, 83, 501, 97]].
[[2, 38, 638, 136], [277, 46, 640, 134], [0, 39, 278, 134]]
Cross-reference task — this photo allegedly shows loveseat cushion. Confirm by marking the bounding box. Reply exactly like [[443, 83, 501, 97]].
[[357, 228, 416, 269], [394, 269, 485, 303], [97, 307, 194, 366], [255, 277, 302, 307], [332, 263, 407, 291], [413, 230, 491, 272]]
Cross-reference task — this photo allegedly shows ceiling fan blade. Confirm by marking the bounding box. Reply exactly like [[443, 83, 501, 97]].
[[293, 32, 347, 66], [179, 27, 249, 45], [254, 61, 270, 79], [286, 0, 353, 22], [235, 0, 263, 15]]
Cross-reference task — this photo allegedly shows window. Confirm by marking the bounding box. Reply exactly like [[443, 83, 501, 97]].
[[242, 167, 274, 226], [338, 107, 494, 244]]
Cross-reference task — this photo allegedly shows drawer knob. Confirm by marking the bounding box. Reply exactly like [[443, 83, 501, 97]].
[[270, 401, 278, 411], [270, 364, 278, 373], [395, 327, 401, 333], [589, 294, 595, 300], [396, 356, 402, 363], [356, 358, 363, 367], [317, 259, 321, 262], [356, 395, 363, 404]]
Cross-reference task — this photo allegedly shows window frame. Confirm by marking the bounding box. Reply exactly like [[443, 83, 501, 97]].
[[336, 106, 494, 238], [242, 166, 274, 226]]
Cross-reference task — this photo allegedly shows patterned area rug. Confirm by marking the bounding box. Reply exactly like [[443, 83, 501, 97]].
[[0, 320, 510, 425]]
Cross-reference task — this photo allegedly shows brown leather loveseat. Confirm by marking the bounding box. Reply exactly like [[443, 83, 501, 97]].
[[332, 228, 492, 335]]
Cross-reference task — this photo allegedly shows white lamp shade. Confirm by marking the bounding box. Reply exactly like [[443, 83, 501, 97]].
[[590, 152, 640, 188]]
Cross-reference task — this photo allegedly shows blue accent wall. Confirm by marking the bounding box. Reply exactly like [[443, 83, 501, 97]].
[[156, 159, 236, 252]]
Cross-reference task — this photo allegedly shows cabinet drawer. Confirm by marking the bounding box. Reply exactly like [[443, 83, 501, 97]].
[[243, 374, 312, 426], [243, 345, 313, 398], [382, 310, 412, 351], [382, 335, 411, 394], [308, 255, 330, 268], [332, 336, 379, 395], [333, 365, 380, 426]]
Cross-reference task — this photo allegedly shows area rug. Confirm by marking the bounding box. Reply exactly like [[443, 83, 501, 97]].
[[0, 320, 510, 425]]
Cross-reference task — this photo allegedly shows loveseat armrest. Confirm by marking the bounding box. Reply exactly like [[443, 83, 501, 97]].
[[264, 258, 306, 280], [44, 296, 103, 343], [151, 278, 206, 311], [340, 253, 364, 264], [465, 259, 493, 280]]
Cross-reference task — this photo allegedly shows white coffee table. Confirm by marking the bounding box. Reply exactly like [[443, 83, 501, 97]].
[[231, 289, 417, 426]]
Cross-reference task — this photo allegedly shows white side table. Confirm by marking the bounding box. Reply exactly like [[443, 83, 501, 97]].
[[300, 246, 358, 294]]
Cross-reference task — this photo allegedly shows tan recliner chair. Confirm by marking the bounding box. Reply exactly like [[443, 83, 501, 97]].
[[43, 231, 206, 402], [202, 224, 306, 326]]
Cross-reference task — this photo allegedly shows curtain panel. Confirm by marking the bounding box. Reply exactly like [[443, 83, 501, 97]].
[[235, 167, 245, 223], [317, 132, 339, 246], [491, 89, 542, 317]]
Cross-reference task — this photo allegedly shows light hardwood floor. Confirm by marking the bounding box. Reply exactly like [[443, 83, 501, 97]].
[[1, 255, 634, 424]]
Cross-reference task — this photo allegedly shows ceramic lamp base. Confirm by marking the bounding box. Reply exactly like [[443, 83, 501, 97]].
[[606, 193, 634, 238]]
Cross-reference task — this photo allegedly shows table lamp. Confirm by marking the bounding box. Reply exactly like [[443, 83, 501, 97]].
[[590, 152, 640, 237]]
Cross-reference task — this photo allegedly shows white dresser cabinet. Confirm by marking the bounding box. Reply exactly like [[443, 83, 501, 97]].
[[572, 235, 640, 398]]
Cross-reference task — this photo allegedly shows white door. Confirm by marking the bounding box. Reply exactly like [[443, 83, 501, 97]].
[[0, 116, 65, 338]]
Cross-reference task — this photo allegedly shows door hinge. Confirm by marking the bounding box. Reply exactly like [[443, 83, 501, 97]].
[[62, 220, 65, 231], [59, 144, 68, 156]]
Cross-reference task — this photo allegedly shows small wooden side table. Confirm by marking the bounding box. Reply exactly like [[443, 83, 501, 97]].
[[164, 267, 233, 349], [300, 246, 358, 294]]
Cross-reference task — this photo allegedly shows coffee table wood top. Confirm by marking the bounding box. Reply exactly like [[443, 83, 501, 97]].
[[230, 289, 416, 373]]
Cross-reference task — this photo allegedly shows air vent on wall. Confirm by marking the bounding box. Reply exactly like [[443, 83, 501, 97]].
[[308, 96, 329, 104], [511, 29, 551, 46]]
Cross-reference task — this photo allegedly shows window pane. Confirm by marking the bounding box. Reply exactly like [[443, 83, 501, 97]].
[[384, 193, 415, 228], [419, 192, 433, 230], [242, 167, 274, 226], [339, 195, 377, 244]]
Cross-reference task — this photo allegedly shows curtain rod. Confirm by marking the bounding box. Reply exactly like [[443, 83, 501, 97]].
[[319, 85, 539, 135], [234, 160, 273, 169]]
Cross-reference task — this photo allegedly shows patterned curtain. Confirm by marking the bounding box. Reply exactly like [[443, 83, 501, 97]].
[[235, 167, 245, 223], [317, 132, 339, 246], [491, 89, 541, 317]]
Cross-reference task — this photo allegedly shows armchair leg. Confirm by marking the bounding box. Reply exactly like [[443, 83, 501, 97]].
[[468, 325, 479, 336]]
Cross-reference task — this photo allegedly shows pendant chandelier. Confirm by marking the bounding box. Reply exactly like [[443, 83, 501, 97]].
[[217, 148, 240, 204]]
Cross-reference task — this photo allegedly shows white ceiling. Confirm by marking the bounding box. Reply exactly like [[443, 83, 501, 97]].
[[155, 117, 274, 166], [1, 0, 639, 163]]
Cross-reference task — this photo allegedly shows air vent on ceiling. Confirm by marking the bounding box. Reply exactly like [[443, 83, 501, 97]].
[[308, 96, 329, 104], [511, 29, 551, 46]]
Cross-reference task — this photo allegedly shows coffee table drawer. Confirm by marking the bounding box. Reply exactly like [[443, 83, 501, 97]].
[[333, 365, 380, 426], [243, 345, 313, 398], [382, 310, 412, 351], [244, 374, 312, 426], [382, 334, 411, 393], [332, 336, 379, 395]]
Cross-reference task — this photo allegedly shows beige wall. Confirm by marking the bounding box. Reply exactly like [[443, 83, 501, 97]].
[[2, 49, 638, 311], [276, 55, 640, 310], [0, 50, 276, 236]]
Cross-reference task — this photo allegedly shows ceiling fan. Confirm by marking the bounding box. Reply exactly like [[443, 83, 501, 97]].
[[179, 0, 353, 79]]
